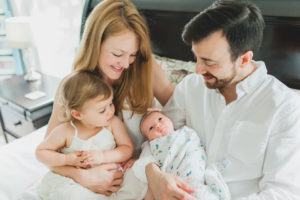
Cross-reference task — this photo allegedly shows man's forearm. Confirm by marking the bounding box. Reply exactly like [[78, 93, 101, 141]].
[[146, 163, 160, 177], [146, 163, 161, 185], [132, 142, 158, 183]]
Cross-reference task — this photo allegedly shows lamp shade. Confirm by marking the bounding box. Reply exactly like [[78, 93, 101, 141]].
[[5, 16, 32, 48]]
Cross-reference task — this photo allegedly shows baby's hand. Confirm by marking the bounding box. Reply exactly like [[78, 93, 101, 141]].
[[81, 150, 103, 165], [122, 158, 138, 172], [65, 151, 89, 168]]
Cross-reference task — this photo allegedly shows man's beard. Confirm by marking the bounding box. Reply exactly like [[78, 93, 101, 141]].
[[203, 68, 237, 89]]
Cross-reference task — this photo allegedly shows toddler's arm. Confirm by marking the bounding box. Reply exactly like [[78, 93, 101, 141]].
[[82, 116, 134, 165], [36, 123, 88, 168]]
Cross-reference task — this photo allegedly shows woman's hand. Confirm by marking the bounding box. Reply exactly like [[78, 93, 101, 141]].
[[74, 163, 123, 196], [146, 163, 196, 200]]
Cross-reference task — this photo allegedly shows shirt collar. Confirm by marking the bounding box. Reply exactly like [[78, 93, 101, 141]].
[[235, 60, 267, 95]]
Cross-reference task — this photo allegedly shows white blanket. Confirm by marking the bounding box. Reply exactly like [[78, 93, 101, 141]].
[[149, 126, 230, 200], [0, 126, 48, 200]]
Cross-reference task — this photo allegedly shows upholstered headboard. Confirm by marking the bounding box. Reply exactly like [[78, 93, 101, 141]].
[[82, 0, 300, 89]]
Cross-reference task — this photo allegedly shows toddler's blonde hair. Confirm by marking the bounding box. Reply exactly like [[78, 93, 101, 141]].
[[59, 71, 113, 122]]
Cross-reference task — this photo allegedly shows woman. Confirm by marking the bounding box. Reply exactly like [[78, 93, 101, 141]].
[[46, 0, 173, 197]]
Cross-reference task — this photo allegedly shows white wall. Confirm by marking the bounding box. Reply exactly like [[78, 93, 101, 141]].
[[9, 0, 84, 78]]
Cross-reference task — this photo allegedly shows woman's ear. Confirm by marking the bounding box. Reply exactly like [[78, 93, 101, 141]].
[[239, 51, 253, 68], [70, 109, 82, 120]]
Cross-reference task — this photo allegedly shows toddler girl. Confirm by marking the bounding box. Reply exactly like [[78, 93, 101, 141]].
[[36, 71, 133, 200]]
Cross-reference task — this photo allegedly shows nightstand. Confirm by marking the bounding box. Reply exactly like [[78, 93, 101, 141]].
[[0, 74, 60, 142]]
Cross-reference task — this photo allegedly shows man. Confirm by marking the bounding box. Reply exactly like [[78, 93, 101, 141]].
[[145, 0, 300, 199]]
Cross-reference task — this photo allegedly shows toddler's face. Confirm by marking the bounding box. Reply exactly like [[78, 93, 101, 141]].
[[76, 94, 115, 127], [141, 112, 174, 141]]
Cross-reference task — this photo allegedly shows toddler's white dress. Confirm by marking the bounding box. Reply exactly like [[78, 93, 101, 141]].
[[37, 121, 117, 200], [16, 110, 149, 200]]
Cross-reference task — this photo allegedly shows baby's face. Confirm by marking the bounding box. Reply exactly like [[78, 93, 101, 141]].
[[141, 112, 174, 141]]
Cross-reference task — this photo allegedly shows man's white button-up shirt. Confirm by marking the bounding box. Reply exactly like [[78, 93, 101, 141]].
[[162, 61, 300, 199]]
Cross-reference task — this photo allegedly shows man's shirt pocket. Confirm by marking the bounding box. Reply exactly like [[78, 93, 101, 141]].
[[227, 121, 268, 164]]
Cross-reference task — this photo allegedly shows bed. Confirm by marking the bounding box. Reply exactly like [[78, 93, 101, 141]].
[[1, 0, 300, 199]]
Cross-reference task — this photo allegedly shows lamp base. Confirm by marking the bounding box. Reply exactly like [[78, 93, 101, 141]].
[[24, 71, 41, 81]]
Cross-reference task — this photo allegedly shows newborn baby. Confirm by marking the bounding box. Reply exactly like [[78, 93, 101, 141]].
[[140, 109, 231, 200]]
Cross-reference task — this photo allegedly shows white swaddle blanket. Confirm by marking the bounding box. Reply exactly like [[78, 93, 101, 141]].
[[149, 126, 231, 200]]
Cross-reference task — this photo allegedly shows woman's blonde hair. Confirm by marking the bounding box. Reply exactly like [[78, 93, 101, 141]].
[[59, 71, 113, 122], [73, 0, 153, 115]]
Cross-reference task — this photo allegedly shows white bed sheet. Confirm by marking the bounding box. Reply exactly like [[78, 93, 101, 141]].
[[0, 126, 48, 200]]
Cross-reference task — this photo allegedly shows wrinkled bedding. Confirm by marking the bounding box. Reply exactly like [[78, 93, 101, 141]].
[[0, 126, 48, 200]]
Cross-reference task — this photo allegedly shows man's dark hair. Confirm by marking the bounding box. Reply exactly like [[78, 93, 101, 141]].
[[182, 0, 265, 61]]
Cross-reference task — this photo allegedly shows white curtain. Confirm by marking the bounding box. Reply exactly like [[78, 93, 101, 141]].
[[9, 0, 84, 78]]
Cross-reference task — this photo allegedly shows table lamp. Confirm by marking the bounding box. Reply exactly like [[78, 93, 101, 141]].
[[5, 16, 41, 81]]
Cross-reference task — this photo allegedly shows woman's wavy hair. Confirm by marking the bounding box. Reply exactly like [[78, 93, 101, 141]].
[[73, 0, 153, 116], [59, 71, 113, 122]]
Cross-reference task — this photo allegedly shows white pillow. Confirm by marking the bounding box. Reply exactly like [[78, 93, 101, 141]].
[[155, 54, 300, 95], [154, 54, 195, 85]]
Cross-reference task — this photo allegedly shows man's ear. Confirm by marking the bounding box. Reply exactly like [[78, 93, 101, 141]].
[[71, 109, 82, 120], [239, 51, 253, 68]]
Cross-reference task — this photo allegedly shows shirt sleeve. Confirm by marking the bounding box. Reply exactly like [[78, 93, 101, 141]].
[[132, 141, 157, 183], [234, 100, 300, 200], [162, 79, 187, 129]]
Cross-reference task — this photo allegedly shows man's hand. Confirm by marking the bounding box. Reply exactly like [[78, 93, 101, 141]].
[[75, 163, 123, 196], [146, 163, 196, 200]]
